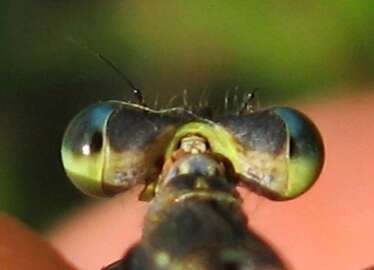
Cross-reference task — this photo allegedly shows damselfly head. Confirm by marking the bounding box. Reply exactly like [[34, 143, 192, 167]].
[[61, 98, 324, 201]]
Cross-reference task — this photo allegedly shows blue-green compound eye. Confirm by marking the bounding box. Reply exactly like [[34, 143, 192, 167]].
[[61, 102, 121, 197], [211, 106, 324, 200], [272, 107, 324, 199], [61, 101, 184, 197]]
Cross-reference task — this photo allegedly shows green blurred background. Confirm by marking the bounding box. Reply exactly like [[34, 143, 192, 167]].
[[1, 0, 373, 230]]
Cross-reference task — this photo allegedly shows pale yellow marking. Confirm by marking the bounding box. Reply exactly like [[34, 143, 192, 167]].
[[194, 177, 210, 190], [180, 135, 208, 154]]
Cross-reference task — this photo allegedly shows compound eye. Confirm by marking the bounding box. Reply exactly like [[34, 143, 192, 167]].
[[62, 101, 185, 198], [272, 107, 324, 199], [215, 107, 324, 200], [61, 102, 120, 197]]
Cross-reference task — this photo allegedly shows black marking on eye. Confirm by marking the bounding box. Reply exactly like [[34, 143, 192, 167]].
[[90, 131, 103, 153], [218, 110, 287, 155], [107, 106, 182, 151], [289, 137, 297, 158]]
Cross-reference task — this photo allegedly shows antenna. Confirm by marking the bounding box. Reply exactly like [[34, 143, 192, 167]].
[[97, 53, 144, 105], [67, 38, 145, 105]]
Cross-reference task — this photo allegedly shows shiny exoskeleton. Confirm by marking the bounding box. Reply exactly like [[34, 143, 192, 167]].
[[105, 152, 285, 270], [61, 100, 324, 270]]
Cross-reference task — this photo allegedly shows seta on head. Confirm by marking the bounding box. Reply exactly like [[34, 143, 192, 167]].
[[61, 88, 324, 201]]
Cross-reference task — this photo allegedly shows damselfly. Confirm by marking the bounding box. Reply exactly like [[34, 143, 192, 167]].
[[61, 81, 324, 269]]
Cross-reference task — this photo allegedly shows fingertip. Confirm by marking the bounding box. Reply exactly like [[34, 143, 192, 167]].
[[48, 189, 147, 270], [0, 213, 77, 270]]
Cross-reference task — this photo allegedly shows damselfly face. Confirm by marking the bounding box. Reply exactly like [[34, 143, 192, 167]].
[[61, 100, 324, 201]]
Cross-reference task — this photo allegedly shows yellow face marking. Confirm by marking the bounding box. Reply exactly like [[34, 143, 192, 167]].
[[194, 177, 210, 190]]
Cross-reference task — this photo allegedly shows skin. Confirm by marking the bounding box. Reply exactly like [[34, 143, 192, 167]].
[[0, 214, 77, 270], [1, 93, 374, 270]]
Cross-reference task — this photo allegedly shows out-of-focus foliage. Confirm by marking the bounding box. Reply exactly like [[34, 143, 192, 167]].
[[0, 0, 373, 229]]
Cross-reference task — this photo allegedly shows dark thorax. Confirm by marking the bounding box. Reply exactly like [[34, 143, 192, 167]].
[[105, 136, 285, 270]]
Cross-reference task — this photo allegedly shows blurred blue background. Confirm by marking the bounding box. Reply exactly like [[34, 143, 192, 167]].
[[1, 0, 373, 229]]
